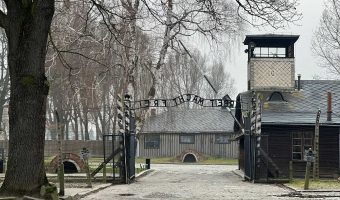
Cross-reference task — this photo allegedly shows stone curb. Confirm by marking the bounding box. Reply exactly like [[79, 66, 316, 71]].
[[287, 187, 340, 193], [231, 169, 244, 179], [282, 183, 340, 193], [69, 184, 112, 200], [135, 169, 154, 180], [298, 190, 340, 192]]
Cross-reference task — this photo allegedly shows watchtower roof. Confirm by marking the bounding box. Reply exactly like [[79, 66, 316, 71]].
[[244, 34, 299, 47]]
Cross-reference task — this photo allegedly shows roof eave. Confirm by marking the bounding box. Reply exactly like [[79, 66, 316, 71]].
[[140, 131, 234, 134], [263, 122, 340, 127]]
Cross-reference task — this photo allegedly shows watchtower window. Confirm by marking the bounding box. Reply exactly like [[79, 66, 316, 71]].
[[253, 47, 286, 58], [268, 92, 285, 101]]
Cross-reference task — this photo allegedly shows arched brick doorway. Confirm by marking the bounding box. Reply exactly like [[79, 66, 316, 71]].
[[48, 153, 85, 173], [63, 160, 79, 173], [177, 149, 202, 163], [183, 153, 197, 163]]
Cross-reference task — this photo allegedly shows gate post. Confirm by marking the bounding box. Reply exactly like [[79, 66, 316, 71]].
[[54, 110, 65, 196], [102, 134, 106, 183], [244, 116, 252, 181]]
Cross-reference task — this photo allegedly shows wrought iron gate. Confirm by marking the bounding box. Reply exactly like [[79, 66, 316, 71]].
[[95, 93, 234, 184], [101, 133, 136, 183]]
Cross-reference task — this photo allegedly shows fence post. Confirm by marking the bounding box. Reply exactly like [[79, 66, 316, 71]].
[[304, 161, 311, 190], [54, 110, 64, 196], [304, 148, 315, 190], [81, 147, 92, 188], [103, 163, 107, 183], [85, 158, 92, 188], [289, 161, 293, 182]]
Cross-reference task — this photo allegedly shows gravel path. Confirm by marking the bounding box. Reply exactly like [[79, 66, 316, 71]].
[[82, 164, 337, 200]]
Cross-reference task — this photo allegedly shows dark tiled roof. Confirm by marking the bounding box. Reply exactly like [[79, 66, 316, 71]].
[[141, 108, 235, 134], [244, 34, 299, 45], [262, 112, 340, 125], [238, 80, 340, 125]]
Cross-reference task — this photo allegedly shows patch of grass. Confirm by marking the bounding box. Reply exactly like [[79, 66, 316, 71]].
[[287, 179, 340, 190], [89, 166, 117, 174], [89, 157, 106, 162], [135, 167, 145, 174], [136, 156, 237, 165], [136, 157, 179, 164], [200, 156, 238, 165], [45, 155, 237, 175], [44, 156, 55, 162]]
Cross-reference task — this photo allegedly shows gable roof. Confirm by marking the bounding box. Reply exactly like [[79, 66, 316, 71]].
[[236, 80, 340, 126], [141, 108, 235, 134]]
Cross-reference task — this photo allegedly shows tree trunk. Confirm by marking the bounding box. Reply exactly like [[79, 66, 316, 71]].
[[0, 1, 54, 196], [83, 111, 89, 140], [72, 104, 79, 140], [65, 121, 69, 140]]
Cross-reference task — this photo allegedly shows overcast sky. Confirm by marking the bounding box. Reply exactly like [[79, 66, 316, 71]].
[[225, 0, 326, 97]]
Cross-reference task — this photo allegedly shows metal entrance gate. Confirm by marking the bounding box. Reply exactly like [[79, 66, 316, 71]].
[[102, 133, 136, 183], [95, 93, 234, 184], [94, 95, 136, 184], [126, 133, 136, 180]]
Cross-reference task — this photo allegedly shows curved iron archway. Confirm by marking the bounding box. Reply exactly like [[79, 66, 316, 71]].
[[131, 94, 234, 110]]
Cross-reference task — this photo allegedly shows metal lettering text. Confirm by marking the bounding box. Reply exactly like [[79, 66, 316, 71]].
[[210, 99, 215, 107], [144, 100, 149, 107], [179, 95, 185, 103], [193, 95, 199, 103], [217, 99, 222, 107], [162, 99, 167, 107], [198, 98, 204, 105], [154, 100, 158, 107]]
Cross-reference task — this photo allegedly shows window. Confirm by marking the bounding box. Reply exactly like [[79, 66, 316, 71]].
[[180, 135, 195, 144], [292, 132, 313, 160], [215, 134, 230, 144], [252, 47, 286, 58], [144, 135, 160, 149]]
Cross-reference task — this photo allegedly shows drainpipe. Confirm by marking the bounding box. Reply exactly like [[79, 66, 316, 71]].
[[297, 74, 301, 91], [327, 92, 332, 121]]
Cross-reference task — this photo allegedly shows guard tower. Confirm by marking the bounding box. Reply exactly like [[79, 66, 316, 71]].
[[244, 34, 299, 91]]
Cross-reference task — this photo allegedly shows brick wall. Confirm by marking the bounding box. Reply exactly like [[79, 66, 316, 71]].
[[0, 140, 104, 157]]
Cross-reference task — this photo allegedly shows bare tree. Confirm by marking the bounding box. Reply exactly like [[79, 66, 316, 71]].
[[143, 0, 301, 92], [143, 0, 244, 94], [47, 0, 123, 140], [205, 61, 236, 98], [92, 0, 300, 132], [235, 0, 301, 29], [161, 49, 206, 98], [0, 0, 55, 196], [312, 0, 340, 76]]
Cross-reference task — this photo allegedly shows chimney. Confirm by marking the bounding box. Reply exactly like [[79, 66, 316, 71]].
[[297, 74, 301, 91], [327, 92, 332, 121]]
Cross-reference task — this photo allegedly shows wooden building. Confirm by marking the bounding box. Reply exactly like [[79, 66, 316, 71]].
[[138, 108, 238, 162], [235, 34, 340, 182]]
